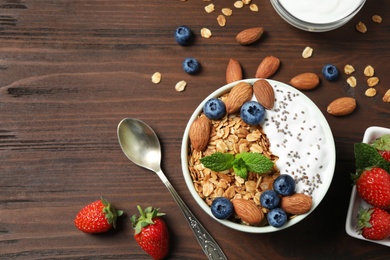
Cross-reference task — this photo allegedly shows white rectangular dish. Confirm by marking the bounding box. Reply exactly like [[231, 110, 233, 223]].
[[345, 126, 390, 246]]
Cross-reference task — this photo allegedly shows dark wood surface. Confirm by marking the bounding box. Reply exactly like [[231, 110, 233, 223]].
[[1, 0, 390, 259]]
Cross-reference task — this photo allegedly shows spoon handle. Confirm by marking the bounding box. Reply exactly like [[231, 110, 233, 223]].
[[156, 169, 227, 260]]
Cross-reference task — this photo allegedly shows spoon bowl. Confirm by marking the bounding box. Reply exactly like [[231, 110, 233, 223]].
[[117, 117, 227, 260]]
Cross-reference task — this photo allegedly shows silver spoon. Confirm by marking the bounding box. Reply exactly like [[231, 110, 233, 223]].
[[117, 117, 227, 260]]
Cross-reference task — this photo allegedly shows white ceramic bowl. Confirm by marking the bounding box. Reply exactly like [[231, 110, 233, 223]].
[[181, 79, 336, 233], [270, 0, 366, 32], [346, 126, 390, 246]]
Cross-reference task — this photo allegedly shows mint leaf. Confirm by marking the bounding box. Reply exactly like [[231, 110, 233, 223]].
[[236, 152, 274, 174], [371, 134, 390, 151], [200, 152, 234, 172], [354, 142, 390, 173], [232, 158, 248, 179]]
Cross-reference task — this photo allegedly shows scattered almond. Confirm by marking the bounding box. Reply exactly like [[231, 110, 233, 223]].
[[327, 97, 357, 116], [255, 55, 280, 79], [280, 193, 312, 215], [382, 89, 390, 102], [189, 115, 211, 151], [226, 58, 243, 84], [289, 72, 320, 90], [232, 199, 264, 226], [236, 27, 264, 45], [225, 82, 253, 114], [253, 79, 275, 110]]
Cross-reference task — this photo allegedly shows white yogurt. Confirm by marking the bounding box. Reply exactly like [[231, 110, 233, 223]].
[[279, 0, 364, 24]]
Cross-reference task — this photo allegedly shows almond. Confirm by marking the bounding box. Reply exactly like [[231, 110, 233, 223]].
[[226, 58, 243, 84], [289, 72, 320, 90], [232, 199, 264, 226], [255, 56, 280, 79], [280, 193, 312, 215], [189, 115, 211, 151], [236, 27, 264, 45], [225, 82, 253, 114], [253, 79, 275, 110], [327, 97, 357, 116]]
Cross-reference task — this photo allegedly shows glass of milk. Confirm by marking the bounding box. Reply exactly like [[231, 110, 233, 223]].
[[270, 0, 366, 32]]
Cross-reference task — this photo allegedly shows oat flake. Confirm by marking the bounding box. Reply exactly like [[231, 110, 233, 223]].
[[175, 80, 187, 92]]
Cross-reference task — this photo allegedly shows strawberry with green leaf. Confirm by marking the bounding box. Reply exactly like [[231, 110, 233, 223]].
[[357, 207, 390, 240], [131, 206, 169, 260], [74, 197, 123, 233], [200, 152, 274, 179]]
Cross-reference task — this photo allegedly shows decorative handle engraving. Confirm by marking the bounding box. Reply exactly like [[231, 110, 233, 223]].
[[157, 170, 227, 260]]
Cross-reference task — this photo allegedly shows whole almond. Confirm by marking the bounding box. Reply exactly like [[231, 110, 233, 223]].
[[280, 193, 312, 215], [226, 58, 243, 84], [327, 97, 356, 116], [189, 115, 211, 151], [236, 27, 264, 45], [225, 82, 253, 114], [290, 72, 320, 90], [253, 79, 275, 110], [232, 199, 264, 226], [255, 56, 280, 79]]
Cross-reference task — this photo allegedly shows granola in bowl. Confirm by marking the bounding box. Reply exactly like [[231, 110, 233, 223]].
[[181, 79, 336, 233]]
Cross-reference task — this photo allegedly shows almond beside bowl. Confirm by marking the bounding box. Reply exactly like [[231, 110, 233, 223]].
[[181, 79, 336, 233]]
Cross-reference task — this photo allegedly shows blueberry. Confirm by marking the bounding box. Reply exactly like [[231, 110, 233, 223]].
[[240, 101, 265, 125], [183, 57, 201, 75], [260, 190, 280, 209], [174, 25, 194, 46], [322, 64, 339, 81], [267, 208, 287, 227], [203, 98, 226, 120], [273, 174, 296, 196], [210, 197, 233, 219]]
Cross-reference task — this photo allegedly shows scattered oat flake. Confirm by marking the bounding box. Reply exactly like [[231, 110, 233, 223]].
[[205, 3, 215, 13], [302, 46, 313, 59], [175, 80, 187, 92], [356, 21, 367, 33], [365, 88, 377, 97], [372, 15, 382, 24], [250, 4, 258, 12], [242, 0, 251, 4], [222, 8, 233, 16], [346, 76, 357, 87], [234, 1, 244, 8], [382, 89, 390, 102], [367, 76, 379, 87], [151, 72, 161, 84], [344, 64, 355, 75], [217, 15, 226, 27], [363, 65, 375, 77], [201, 27, 212, 38]]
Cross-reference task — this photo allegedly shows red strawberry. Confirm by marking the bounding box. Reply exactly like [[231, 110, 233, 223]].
[[355, 167, 390, 209], [371, 134, 390, 161], [357, 207, 390, 240], [131, 206, 169, 260], [74, 197, 123, 233], [379, 150, 390, 162]]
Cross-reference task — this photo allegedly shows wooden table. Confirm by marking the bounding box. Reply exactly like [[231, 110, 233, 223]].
[[1, 1, 390, 259]]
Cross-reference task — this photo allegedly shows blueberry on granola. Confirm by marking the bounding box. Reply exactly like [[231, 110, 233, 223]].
[[203, 98, 226, 120]]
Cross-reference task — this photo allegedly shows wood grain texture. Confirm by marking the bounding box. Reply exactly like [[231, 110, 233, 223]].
[[0, 0, 390, 259]]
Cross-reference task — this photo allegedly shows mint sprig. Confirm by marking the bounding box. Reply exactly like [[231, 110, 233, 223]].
[[354, 142, 390, 174], [200, 152, 274, 179]]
